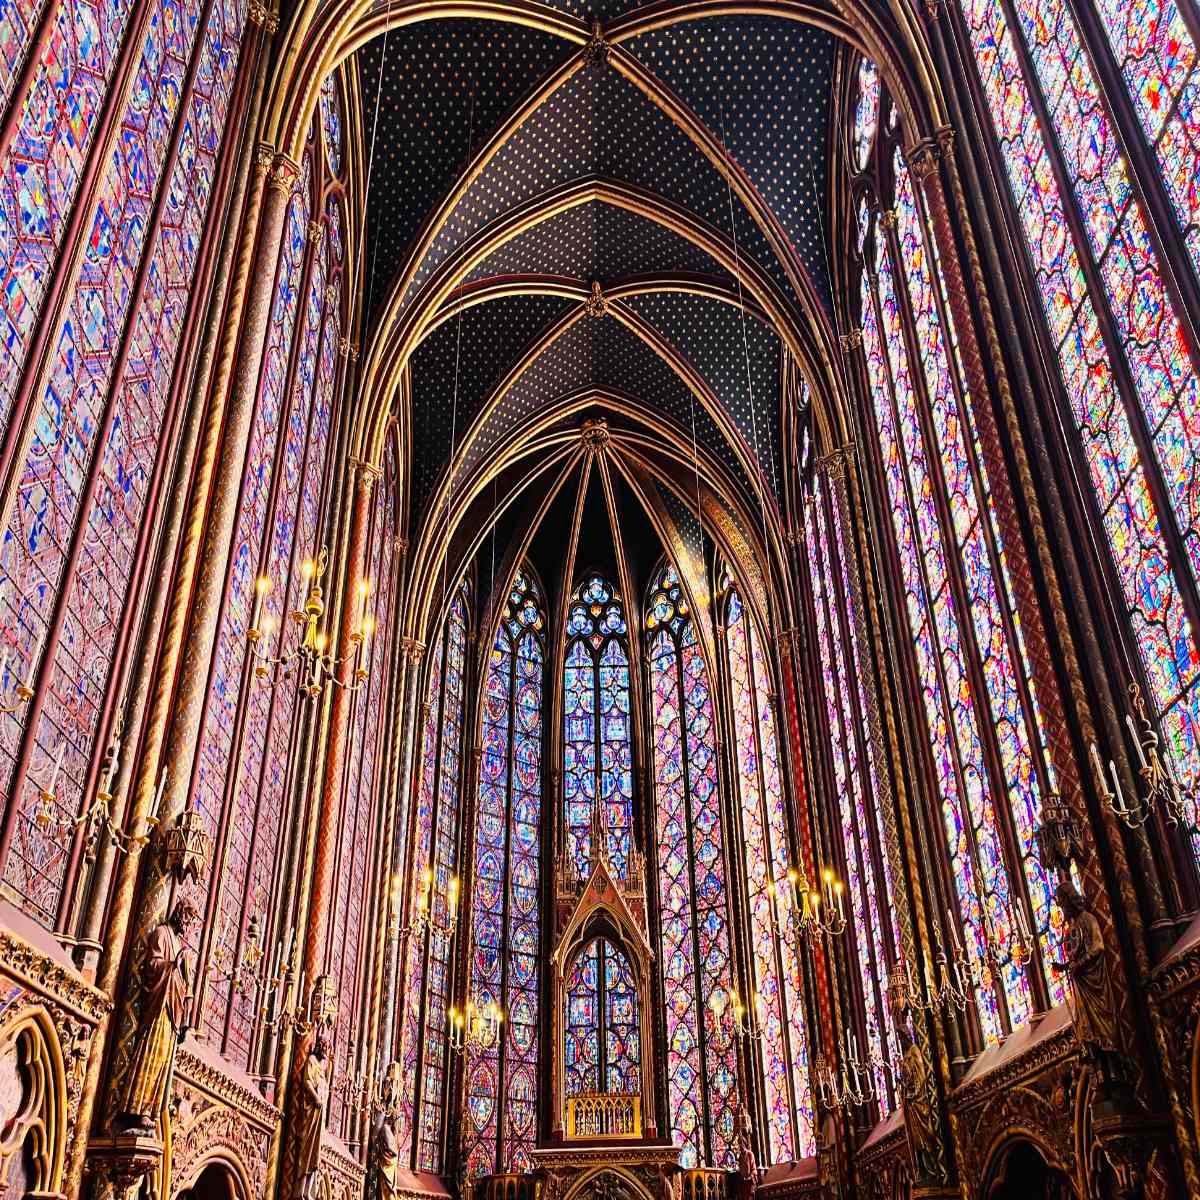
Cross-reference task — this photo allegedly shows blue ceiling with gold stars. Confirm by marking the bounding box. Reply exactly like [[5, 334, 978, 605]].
[[353, 9, 838, 536]]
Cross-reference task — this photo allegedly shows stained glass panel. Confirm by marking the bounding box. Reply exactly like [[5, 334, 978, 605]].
[[649, 565, 737, 1166], [725, 588, 814, 1160], [465, 570, 542, 1175], [563, 576, 631, 878], [957, 0, 1200, 800], [0, 0, 247, 920], [861, 249, 1005, 1039]]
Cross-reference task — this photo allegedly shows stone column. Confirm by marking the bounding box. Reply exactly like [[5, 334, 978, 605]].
[[278, 458, 379, 1199]]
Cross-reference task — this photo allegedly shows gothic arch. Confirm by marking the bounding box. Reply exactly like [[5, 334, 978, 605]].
[[0, 1007, 68, 1199]]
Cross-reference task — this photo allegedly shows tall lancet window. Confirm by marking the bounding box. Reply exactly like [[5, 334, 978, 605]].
[[564, 936, 641, 1097], [853, 59, 1066, 1040], [723, 585, 815, 1161], [954, 0, 1200, 816], [0, 0, 246, 925], [464, 570, 544, 1176], [647, 564, 738, 1166], [563, 575, 633, 879], [803, 471, 899, 1115], [396, 587, 469, 1172]]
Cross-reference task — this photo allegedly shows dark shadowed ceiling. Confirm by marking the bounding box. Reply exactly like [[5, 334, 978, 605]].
[[353, 7, 835, 621]]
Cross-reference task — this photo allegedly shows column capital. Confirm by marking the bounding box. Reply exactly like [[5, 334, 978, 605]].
[[839, 329, 863, 354], [906, 137, 942, 181], [267, 152, 300, 195]]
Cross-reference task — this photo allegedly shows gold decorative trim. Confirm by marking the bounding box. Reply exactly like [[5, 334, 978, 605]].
[[838, 329, 862, 353], [174, 1047, 281, 1130], [0, 930, 109, 1023]]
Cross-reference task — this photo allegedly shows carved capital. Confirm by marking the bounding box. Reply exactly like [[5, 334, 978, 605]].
[[400, 636, 425, 662], [267, 153, 300, 195], [246, 0, 278, 31], [839, 329, 862, 354], [253, 143, 274, 177], [815, 443, 855, 480], [878, 208, 898, 231], [907, 138, 941, 181]]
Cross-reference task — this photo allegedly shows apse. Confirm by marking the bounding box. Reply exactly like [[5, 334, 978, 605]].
[[0, 0, 1195, 1198]]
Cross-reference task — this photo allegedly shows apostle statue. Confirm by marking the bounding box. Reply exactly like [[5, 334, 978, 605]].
[[1052, 882, 1122, 1077], [734, 1106, 756, 1200], [117, 899, 197, 1133], [297, 1034, 330, 1200], [375, 1062, 402, 1200]]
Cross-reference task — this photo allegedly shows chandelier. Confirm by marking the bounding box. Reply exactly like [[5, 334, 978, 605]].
[[448, 998, 504, 1054], [247, 547, 374, 699], [769, 862, 847, 944]]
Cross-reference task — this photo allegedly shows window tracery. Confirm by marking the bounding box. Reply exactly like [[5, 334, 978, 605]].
[[647, 564, 737, 1166], [464, 569, 544, 1176], [563, 576, 633, 881]]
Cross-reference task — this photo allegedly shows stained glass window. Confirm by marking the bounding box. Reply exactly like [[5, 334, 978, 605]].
[[320, 72, 343, 178], [0, 0, 247, 923], [329, 436, 400, 1141], [802, 477, 896, 1114], [464, 570, 543, 1177], [564, 937, 640, 1096], [956, 0, 1200, 812], [1092, 0, 1200, 276], [723, 586, 814, 1160], [647, 564, 738, 1166], [395, 588, 468, 1173], [563, 575, 632, 879]]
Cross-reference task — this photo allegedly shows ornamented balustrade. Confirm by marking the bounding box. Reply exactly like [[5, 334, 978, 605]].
[[565, 1092, 642, 1139], [679, 1168, 729, 1200]]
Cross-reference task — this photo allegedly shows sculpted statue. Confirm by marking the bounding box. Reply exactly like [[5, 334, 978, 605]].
[[897, 1039, 942, 1180], [297, 1034, 330, 1199], [734, 1105, 756, 1200], [375, 1064, 401, 1200], [886, 978, 944, 1184], [117, 899, 197, 1132], [1053, 882, 1123, 1075]]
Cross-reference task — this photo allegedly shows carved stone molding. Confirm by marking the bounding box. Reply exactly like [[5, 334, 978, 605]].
[[174, 1046, 281, 1130], [0, 929, 109, 1022], [170, 1089, 271, 1197]]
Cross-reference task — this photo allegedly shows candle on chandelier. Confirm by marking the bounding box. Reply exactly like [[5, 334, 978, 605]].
[[1126, 712, 1150, 772], [46, 741, 65, 796], [448, 874, 460, 918], [252, 576, 271, 633]]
